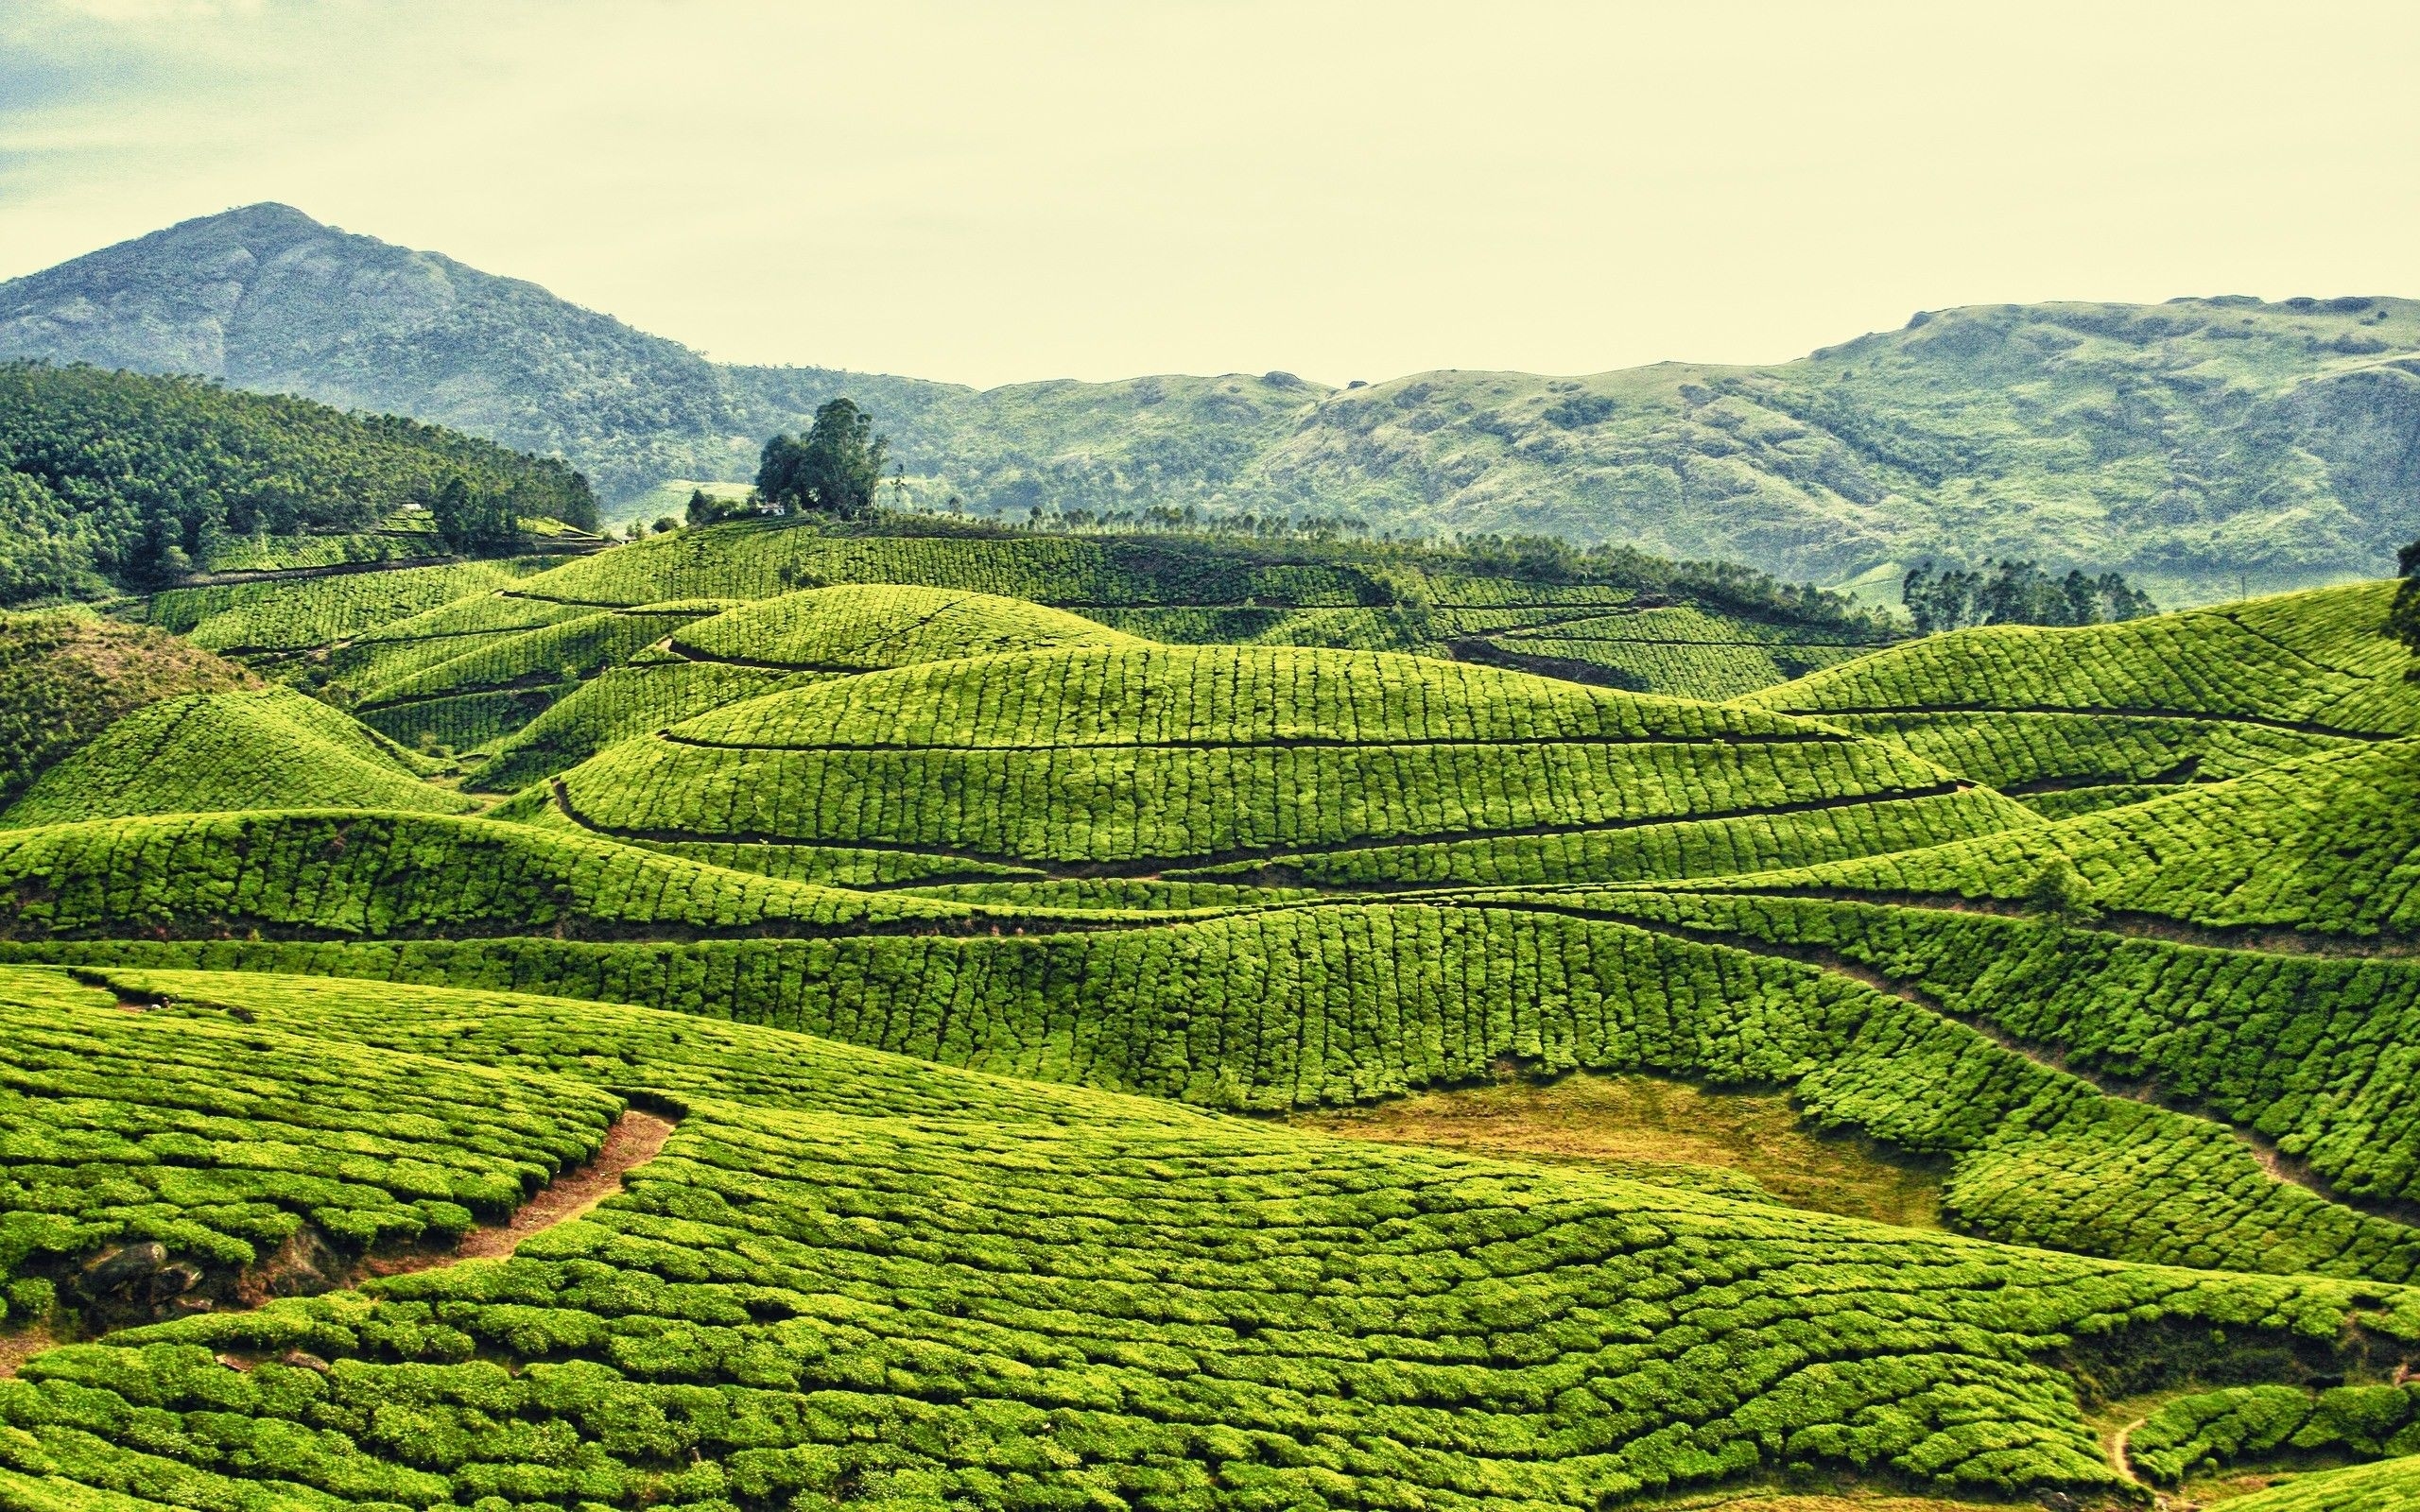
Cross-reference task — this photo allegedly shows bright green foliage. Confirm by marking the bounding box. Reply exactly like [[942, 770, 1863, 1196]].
[[353, 603, 732, 751], [1175, 785, 2028, 890], [2129, 1382, 2420, 1484], [0, 615, 253, 808], [37, 895, 2420, 1283], [146, 563, 545, 656], [1804, 710, 2358, 815], [544, 644, 2011, 876], [318, 592, 599, 694], [2218, 1454, 2420, 1509], [0, 965, 617, 1299], [1739, 581, 2420, 814], [4, 967, 2417, 1510], [1736, 741, 2420, 939], [672, 584, 1139, 670], [1080, 604, 1439, 656], [1569, 891, 2420, 1216], [0, 690, 469, 828], [471, 662, 821, 796], [0, 361, 593, 597], [1745, 582, 2420, 735], [0, 812, 975, 940]]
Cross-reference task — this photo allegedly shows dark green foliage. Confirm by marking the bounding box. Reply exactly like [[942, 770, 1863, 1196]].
[[754, 400, 888, 520], [1902, 558, 2156, 632], [0, 361, 592, 597], [426, 477, 526, 556]]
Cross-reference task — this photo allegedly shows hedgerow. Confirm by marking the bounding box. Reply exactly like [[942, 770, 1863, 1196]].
[[469, 662, 822, 795], [1077, 604, 1438, 654], [2129, 1382, 2420, 1484], [34, 898, 2420, 1282], [357, 603, 733, 711], [324, 593, 599, 693], [537, 645, 1994, 874], [672, 585, 1137, 670], [0, 811, 977, 940], [353, 603, 733, 750], [0, 690, 471, 828], [1, 968, 2412, 1511], [1173, 785, 2029, 890], [1575, 890, 2420, 1213], [1740, 581, 2420, 736], [1734, 741, 2420, 939], [145, 562, 547, 655]]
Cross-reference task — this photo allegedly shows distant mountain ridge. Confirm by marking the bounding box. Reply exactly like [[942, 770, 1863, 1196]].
[[6, 203, 2419, 600]]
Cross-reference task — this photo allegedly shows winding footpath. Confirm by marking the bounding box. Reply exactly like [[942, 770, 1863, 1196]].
[[0, 1108, 679, 1379]]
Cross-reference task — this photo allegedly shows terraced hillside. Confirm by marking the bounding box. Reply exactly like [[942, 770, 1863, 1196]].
[[129, 522, 1895, 765], [510, 642, 2026, 897], [5, 963, 2419, 1512], [21, 523, 2420, 1505], [1740, 579, 2420, 817]]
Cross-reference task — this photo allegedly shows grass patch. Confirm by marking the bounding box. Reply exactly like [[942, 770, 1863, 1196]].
[[1288, 1070, 1945, 1228]]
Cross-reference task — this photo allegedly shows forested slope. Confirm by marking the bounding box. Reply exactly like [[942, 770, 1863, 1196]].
[[0, 361, 595, 601]]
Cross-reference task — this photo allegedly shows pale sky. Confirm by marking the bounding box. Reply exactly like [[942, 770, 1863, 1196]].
[[2, 0, 2416, 389]]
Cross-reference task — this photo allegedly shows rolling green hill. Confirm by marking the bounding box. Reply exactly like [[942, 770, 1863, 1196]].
[[524, 642, 2028, 891], [1737, 579, 2420, 816], [127, 522, 1895, 765], [0, 688, 470, 828], [4, 963, 2417, 1512], [19, 515, 2420, 1505], [0, 613, 257, 808], [9, 207, 2420, 597]]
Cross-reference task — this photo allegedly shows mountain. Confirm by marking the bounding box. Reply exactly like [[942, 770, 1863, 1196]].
[[7, 204, 2420, 599]]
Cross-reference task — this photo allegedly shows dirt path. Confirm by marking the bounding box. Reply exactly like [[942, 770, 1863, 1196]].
[[365, 1108, 677, 1276], [0, 1327, 58, 1381], [2108, 1416, 2148, 1486]]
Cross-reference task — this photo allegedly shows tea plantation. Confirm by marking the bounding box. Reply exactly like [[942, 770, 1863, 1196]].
[[9, 523, 2420, 1505]]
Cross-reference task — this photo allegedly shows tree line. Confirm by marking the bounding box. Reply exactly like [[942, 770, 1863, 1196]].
[[1902, 558, 2157, 632]]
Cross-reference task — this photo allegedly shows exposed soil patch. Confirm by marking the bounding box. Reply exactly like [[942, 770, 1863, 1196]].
[[1291, 1072, 1945, 1228], [0, 1326, 59, 1380], [365, 1108, 676, 1276]]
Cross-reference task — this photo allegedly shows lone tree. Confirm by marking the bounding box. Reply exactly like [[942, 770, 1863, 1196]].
[[757, 399, 890, 520]]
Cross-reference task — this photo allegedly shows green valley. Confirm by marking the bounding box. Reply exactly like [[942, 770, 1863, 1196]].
[[10, 471, 2420, 1510]]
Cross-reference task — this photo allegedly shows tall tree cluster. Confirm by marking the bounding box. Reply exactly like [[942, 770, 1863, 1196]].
[[756, 399, 890, 521], [1903, 559, 2157, 633]]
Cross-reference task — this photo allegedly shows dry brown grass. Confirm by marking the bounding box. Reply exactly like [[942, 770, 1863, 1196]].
[[1290, 1073, 1945, 1228]]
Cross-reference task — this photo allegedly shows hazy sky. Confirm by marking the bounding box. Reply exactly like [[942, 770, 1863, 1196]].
[[3, 0, 2416, 388]]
